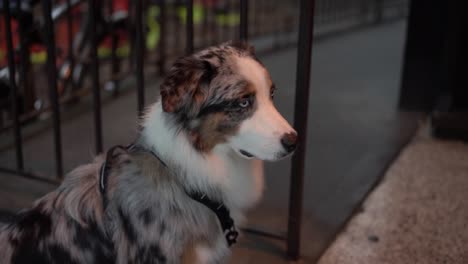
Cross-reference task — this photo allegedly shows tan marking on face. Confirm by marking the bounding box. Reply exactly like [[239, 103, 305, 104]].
[[191, 112, 239, 152], [190, 56, 268, 153], [189, 78, 256, 153]]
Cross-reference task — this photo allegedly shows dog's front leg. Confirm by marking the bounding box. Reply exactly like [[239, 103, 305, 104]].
[[182, 236, 229, 264]]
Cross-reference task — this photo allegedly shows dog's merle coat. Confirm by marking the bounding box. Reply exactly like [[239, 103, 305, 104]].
[[1, 148, 222, 264], [0, 42, 296, 263]]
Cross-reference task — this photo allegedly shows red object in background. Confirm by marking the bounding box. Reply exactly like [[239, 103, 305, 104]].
[[55, 1, 82, 65], [0, 1, 82, 67], [113, 0, 129, 11], [0, 18, 20, 66], [0, 0, 131, 67], [100, 0, 130, 53]]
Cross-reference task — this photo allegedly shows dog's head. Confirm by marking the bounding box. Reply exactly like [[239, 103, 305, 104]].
[[160, 42, 297, 161]]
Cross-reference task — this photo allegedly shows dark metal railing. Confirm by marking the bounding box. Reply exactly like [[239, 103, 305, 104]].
[[0, 0, 409, 260], [239, 0, 248, 41], [185, 0, 194, 55], [135, 0, 145, 114], [42, 0, 64, 178], [288, 0, 315, 259], [88, 0, 103, 154], [3, 0, 23, 172]]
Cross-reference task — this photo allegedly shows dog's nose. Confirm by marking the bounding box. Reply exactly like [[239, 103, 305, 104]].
[[281, 132, 298, 153]]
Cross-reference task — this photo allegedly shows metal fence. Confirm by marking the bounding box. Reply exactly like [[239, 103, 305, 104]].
[[0, 0, 408, 260]]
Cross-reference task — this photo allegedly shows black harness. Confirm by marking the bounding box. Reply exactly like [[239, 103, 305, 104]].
[[98, 144, 239, 246]]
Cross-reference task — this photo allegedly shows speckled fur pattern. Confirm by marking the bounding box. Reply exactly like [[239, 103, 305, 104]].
[[0, 151, 223, 264], [0, 42, 296, 263]]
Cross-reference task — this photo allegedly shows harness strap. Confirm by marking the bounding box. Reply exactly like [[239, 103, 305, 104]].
[[99, 145, 128, 207], [98, 143, 238, 247], [186, 191, 239, 246]]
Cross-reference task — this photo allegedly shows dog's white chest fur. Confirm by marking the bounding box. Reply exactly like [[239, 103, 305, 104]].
[[141, 102, 264, 222], [140, 102, 265, 263]]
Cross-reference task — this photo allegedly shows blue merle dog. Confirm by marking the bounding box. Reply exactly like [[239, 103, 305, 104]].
[[0, 42, 297, 263]]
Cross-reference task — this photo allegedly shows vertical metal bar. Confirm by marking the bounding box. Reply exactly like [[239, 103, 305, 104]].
[[135, 0, 145, 114], [201, 0, 209, 46], [18, 0, 34, 114], [88, 0, 103, 153], [127, 1, 135, 71], [4, 0, 24, 171], [375, 0, 383, 23], [42, 0, 64, 178], [287, 0, 315, 260], [265, 0, 270, 34], [174, 0, 182, 53], [216, 1, 222, 42], [209, 2, 216, 45], [239, 0, 248, 41], [266, 0, 272, 34], [267, 0, 273, 34], [272, 0, 280, 49], [223, 0, 231, 41], [109, 0, 120, 95], [158, 0, 166, 75], [66, 0, 76, 92], [186, 0, 194, 54], [259, 0, 264, 36], [251, 0, 257, 37]]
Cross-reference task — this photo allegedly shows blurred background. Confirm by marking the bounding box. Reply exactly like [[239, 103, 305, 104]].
[[1, 0, 467, 263]]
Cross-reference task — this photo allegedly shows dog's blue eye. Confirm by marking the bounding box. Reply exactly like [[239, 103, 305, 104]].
[[239, 99, 250, 108]]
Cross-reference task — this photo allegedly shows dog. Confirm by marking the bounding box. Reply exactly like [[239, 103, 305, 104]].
[[0, 41, 297, 264]]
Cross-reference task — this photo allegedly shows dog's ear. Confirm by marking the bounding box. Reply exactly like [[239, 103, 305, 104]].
[[160, 57, 216, 115]]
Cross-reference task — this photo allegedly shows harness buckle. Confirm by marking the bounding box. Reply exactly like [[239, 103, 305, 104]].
[[225, 227, 239, 246]]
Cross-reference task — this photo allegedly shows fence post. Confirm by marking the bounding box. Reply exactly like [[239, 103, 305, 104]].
[[3, 0, 24, 172], [240, 0, 248, 41], [88, 0, 103, 154], [186, 0, 194, 54], [287, 0, 316, 260], [108, 0, 121, 96], [18, 9, 34, 114], [135, 0, 145, 114], [158, 0, 167, 75], [66, 0, 76, 93], [42, 0, 64, 178]]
